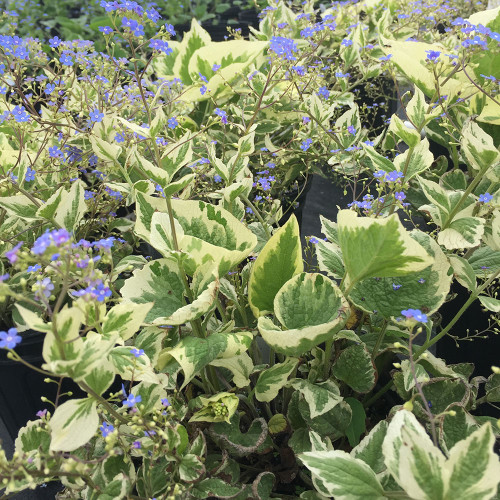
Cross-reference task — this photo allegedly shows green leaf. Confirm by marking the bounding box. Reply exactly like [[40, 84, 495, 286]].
[[252, 471, 275, 500], [208, 413, 271, 458], [248, 215, 303, 317], [438, 217, 485, 249], [300, 450, 385, 500], [351, 420, 388, 474], [90, 135, 122, 163], [461, 120, 500, 172], [210, 352, 253, 388], [171, 199, 257, 276], [393, 138, 434, 181], [0, 194, 40, 220], [440, 406, 479, 453], [49, 398, 98, 452], [332, 344, 377, 393], [485, 373, 500, 402], [255, 357, 299, 402], [479, 295, 500, 312], [288, 379, 343, 418], [445, 422, 500, 500], [316, 240, 345, 279], [109, 346, 160, 384], [15, 420, 51, 456], [258, 273, 349, 356], [383, 410, 446, 500], [448, 255, 477, 290], [345, 397, 366, 447], [191, 478, 245, 499], [179, 454, 205, 482], [102, 302, 153, 341], [349, 230, 451, 318], [337, 210, 429, 291], [157, 331, 252, 388], [268, 414, 287, 435], [120, 258, 185, 323], [389, 114, 421, 147], [173, 19, 211, 85]]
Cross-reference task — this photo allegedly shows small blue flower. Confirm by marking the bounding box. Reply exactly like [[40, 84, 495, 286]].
[[479, 192, 493, 203], [215, 108, 228, 124], [167, 117, 178, 129], [212, 63, 221, 71], [11, 105, 30, 122], [401, 308, 428, 323], [395, 191, 406, 201], [59, 52, 73, 66], [123, 393, 142, 408], [317, 86, 330, 100], [426, 50, 441, 63], [89, 109, 104, 123], [300, 138, 313, 151], [0, 328, 21, 349], [100, 422, 114, 437], [131, 348, 145, 357], [379, 54, 393, 62], [392, 283, 402, 290], [341, 38, 353, 47], [214, 174, 222, 183], [25, 167, 36, 182], [347, 125, 356, 135], [99, 26, 113, 35]]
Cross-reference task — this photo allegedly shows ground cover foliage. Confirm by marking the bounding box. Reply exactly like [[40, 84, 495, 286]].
[[0, 0, 500, 498]]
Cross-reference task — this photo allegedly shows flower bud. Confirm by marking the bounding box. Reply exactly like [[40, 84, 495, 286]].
[[403, 400, 413, 411]]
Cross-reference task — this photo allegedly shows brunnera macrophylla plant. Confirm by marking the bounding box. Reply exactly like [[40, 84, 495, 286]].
[[1, 0, 500, 498]]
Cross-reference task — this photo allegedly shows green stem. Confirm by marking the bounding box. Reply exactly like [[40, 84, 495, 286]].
[[323, 339, 333, 380], [78, 381, 128, 425], [441, 163, 490, 230], [414, 269, 500, 358], [372, 320, 389, 360], [241, 194, 271, 239], [363, 379, 393, 408]]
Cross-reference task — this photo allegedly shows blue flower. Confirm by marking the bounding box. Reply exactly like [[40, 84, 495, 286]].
[[89, 109, 104, 123], [379, 54, 392, 61], [479, 192, 493, 203], [49, 36, 62, 48], [300, 138, 313, 151], [200, 85, 208, 95], [392, 283, 402, 290], [25, 167, 36, 182], [0, 328, 21, 349], [214, 174, 222, 183], [317, 86, 330, 100], [426, 50, 441, 63], [123, 393, 142, 408], [11, 105, 30, 122], [215, 108, 228, 124], [269, 36, 299, 61], [395, 191, 406, 201], [100, 422, 114, 437], [347, 125, 356, 135], [341, 38, 353, 47], [131, 348, 145, 357], [167, 117, 178, 129], [401, 308, 428, 323], [60, 52, 74, 66], [212, 63, 221, 71], [99, 26, 113, 35]]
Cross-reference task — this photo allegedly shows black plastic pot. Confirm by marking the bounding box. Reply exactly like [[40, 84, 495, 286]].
[[0, 329, 89, 441]]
